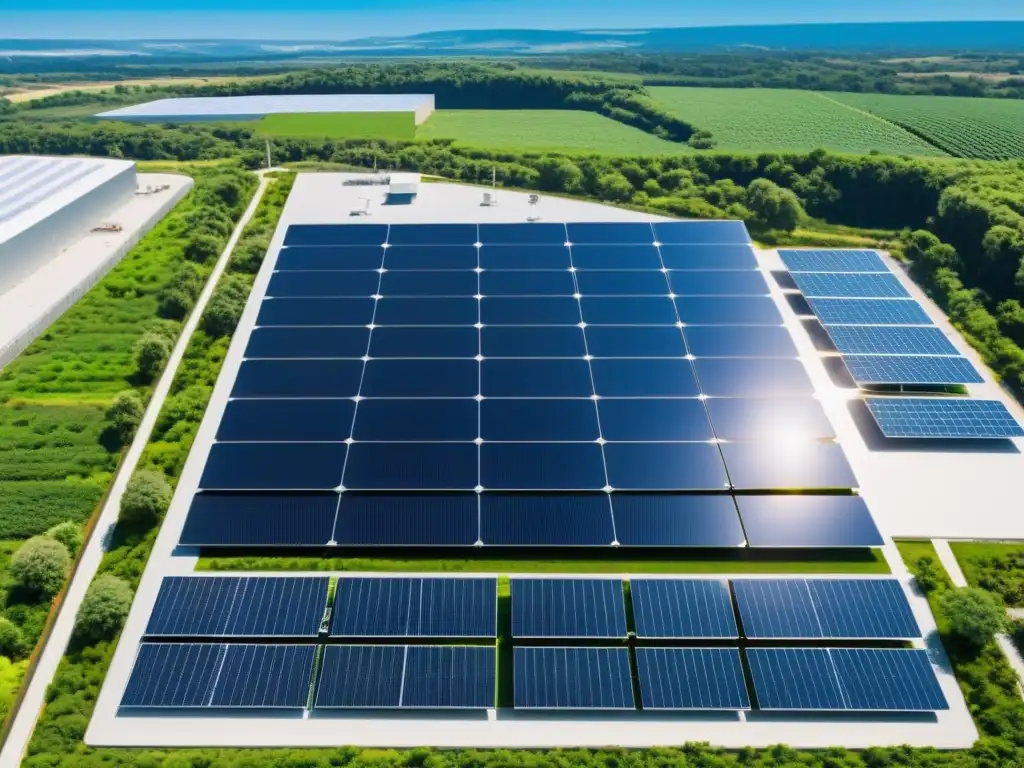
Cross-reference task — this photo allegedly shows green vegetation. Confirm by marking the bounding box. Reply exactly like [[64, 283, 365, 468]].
[[649, 87, 946, 155], [117, 471, 171, 529], [939, 587, 1009, 647], [950, 541, 1024, 606], [417, 110, 689, 155], [10, 538, 69, 599], [74, 575, 132, 644], [831, 92, 1024, 159], [258, 111, 417, 139]]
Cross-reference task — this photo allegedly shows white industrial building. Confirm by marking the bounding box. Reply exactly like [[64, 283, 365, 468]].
[[96, 94, 436, 125]]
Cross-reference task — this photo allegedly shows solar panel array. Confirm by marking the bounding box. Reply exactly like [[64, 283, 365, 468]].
[[866, 397, 1024, 439], [181, 222, 883, 550], [511, 578, 626, 638]]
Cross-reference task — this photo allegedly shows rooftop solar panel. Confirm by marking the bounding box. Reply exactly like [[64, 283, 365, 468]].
[[658, 244, 758, 270], [120, 643, 224, 708], [380, 269, 477, 297], [333, 493, 479, 546], [275, 245, 385, 271], [631, 579, 738, 638], [267, 269, 380, 298], [604, 442, 730, 491], [256, 296, 376, 326], [232, 359, 363, 398], [567, 222, 654, 245], [584, 326, 688, 358], [482, 296, 582, 325], [401, 646, 496, 709], [596, 398, 713, 441], [668, 270, 769, 296], [481, 398, 599, 442], [866, 397, 1024, 438], [575, 269, 670, 296], [830, 648, 948, 711], [676, 296, 783, 325], [636, 648, 750, 710], [387, 223, 478, 246], [480, 494, 615, 546], [284, 224, 388, 247], [210, 644, 316, 708], [692, 358, 814, 397], [824, 325, 959, 357], [375, 296, 479, 325], [654, 220, 752, 245], [721, 441, 858, 490], [807, 298, 933, 326], [179, 493, 337, 547], [778, 249, 888, 273], [704, 397, 836, 441], [569, 244, 662, 270], [198, 442, 346, 491], [511, 578, 626, 638], [514, 647, 635, 709], [791, 272, 910, 299], [843, 355, 983, 385], [478, 244, 571, 270], [580, 296, 679, 324], [216, 399, 355, 442], [478, 222, 566, 245], [733, 579, 821, 639], [383, 245, 479, 270], [735, 495, 883, 548], [746, 648, 846, 711], [245, 327, 370, 359], [369, 326, 479, 358], [611, 494, 746, 547], [315, 645, 404, 708], [806, 579, 921, 640], [683, 325, 798, 358]]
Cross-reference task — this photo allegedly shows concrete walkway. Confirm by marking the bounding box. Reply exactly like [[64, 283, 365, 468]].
[[0, 173, 270, 768]]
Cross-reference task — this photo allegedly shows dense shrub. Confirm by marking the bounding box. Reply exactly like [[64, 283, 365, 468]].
[[45, 521, 83, 558], [133, 332, 172, 382], [118, 470, 172, 529], [201, 274, 249, 338], [183, 233, 222, 264], [74, 575, 133, 644], [103, 390, 144, 447], [0, 618, 24, 658], [940, 587, 1008, 647], [10, 537, 70, 599]]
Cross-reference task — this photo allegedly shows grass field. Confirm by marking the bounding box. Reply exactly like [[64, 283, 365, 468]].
[[416, 109, 690, 155], [256, 111, 417, 140], [827, 92, 1024, 160], [949, 541, 1024, 606], [4, 75, 254, 103], [649, 87, 947, 156]]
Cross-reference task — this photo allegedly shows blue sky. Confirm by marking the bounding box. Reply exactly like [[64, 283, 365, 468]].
[[5, 0, 1024, 39]]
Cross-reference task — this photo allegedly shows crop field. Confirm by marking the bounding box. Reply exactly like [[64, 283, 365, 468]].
[[649, 86, 946, 156], [416, 109, 690, 155], [828, 92, 1024, 160], [256, 111, 417, 140]]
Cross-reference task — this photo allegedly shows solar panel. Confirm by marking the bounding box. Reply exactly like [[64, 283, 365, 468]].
[[791, 272, 910, 299], [232, 359, 363, 398], [120, 643, 224, 708], [692, 358, 814, 397], [829, 648, 948, 711], [480, 494, 615, 546], [746, 648, 846, 710], [733, 579, 820, 639], [315, 645, 404, 708], [567, 222, 654, 245], [631, 579, 737, 638], [179, 493, 337, 547], [511, 578, 626, 638], [569, 244, 662, 270], [388, 223, 478, 246], [584, 326, 687, 358], [676, 296, 783, 325], [658, 244, 758, 270], [778, 249, 888, 273], [683, 325, 797, 358], [267, 270, 380, 298], [605, 442, 730, 491], [667, 270, 769, 296], [275, 245, 385, 270], [245, 327, 370, 359], [597, 398, 712, 441], [721, 441, 858, 491], [866, 397, 1024, 438], [481, 399, 598, 441], [216, 399, 354, 442], [843, 355, 983, 385], [825, 326, 959, 356], [210, 645, 316, 708], [199, 442, 347, 490], [370, 326, 478, 358], [478, 222, 566, 245], [145, 576, 329, 638], [636, 648, 749, 710], [806, 579, 921, 640], [256, 297, 376, 326], [611, 494, 746, 547], [479, 244, 571, 269], [654, 220, 752, 245], [514, 647, 635, 709], [575, 269, 670, 296], [330, 577, 497, 637], [284, 224, 387, 247], [704, 397, 836, 441], [735, 495, 883, 547], [401, 646, 495, 709], [807, 298, 932, 326], [384, 245, 479, 270], [333, 493, 479, 546]]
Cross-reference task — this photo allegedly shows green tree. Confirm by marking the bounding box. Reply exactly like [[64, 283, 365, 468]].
[[687, 130, 716, 149], [10, 537, 70, 599], [939, 587, 1008, 647], [74, 574, 133, 644], [535, 157, 583, 193], [997, 299, 1024, 347], [744, 178, 803, 232], [0, 618, 23, 658], [980, 225, 1024, 291], [45, 521, 83, 558], [134, 331, 171, 382], [184, 234, 221, 264], [119, 470, 172, 529], [201, 275, 249, 338], [596, 171, 634, 203], [104, 390, 144, 446], [912, 556, 943, 593]]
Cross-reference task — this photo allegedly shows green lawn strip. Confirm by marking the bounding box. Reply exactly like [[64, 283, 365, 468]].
[[255, 111, 417, 140], [949, 541, 1024, 608]]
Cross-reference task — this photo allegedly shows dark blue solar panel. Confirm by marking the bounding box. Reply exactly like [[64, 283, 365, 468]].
[[722, 442, 858, 491], [275, 246, 385, 271], [210, 644, 315, 708], [736, 495, 883, 547], [631, 579, 738, 638], [401, 646, 496, 709], [792, 272, 910, 299], [379, 270, 477, 297], [387, 223, 478, 246], [217, 399, 354, 442], [637, 648, 749, 710], [333, 493, 479, 546], [145, 576, 328, 638], [611, 494, 745, 547], [779, 249, 887, 273], [481, 443, 606, 490], [866, 397, 1024, 439], [232, 359, 363, 398], [245, 327, 369, 359], [597, 398, 713, 441], [668, 270, 769, 296], [807, 298, 932, 326], [179, 493, 337, 547], [693, 358, 814, 397], [120, 643, 225, 708], [482, 359, 593, 397], [369, 327, 478, 358], [579, 296, 678, 325], [383, 245, 479, 270], [481, 269, 575, 296], [481, 399, 599, 441], [481, 296, 581, 325], [605, 443, 730, 491], [511, 578, 626, 638], [256, 297, 376, 326], [361, 359, 478, 397], [482, 325, 586, 357], [705, 397, 836, 440], [826, 326, 959, 356], [733, 579, 820, 639], [746, 648, 846, 710], [683, 326, 797, 358], [654, 220, 751, 245], [658, 244, 758, 270], [514, 647, 634, 709], [830, 649, 948, 711], [676, 296, 782, 325], [342, 442, 477, 490], [807, 579, 921, 640], [575, 270, 671, 296], [592, 358, 699, 397], [199, 443, 346, 490], [570, 244, 663, 270], [373, 297, 478, 325], [480, 494, 614, 546], [567, 222, 654, 245], [478, 222, 566, 245], [353, 399, 477, 441], [331, 577, 497, 637], [843, 355, 983, 385], [267, 270, 379, 298], [585, 326, 687, 357], [285, 224, 387, 247], [315, 645, 404, 707], [478, 245, 571, 270]]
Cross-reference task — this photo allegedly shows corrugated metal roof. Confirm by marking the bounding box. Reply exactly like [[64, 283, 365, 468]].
[[97, 94, 434, 119]]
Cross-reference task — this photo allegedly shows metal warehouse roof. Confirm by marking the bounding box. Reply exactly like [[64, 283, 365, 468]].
[[0, 155, 135, 245], [96, 94, 434, 120]]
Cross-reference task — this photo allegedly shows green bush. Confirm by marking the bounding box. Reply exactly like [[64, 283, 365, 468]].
[[939, 587, 1008, 647], [912, 555, 944, 593], [10, 537, 70, 599], [744, 177, 804, 232], [119, 470, 172, 529], [201, 274, 249, 338], [183, 233, 222, 264], [103, 390, 144, 447], [74, 575, 133, 644], [0, 617, 24, 658], [133, 332, 172, 382], [45, 521, 83, 558]]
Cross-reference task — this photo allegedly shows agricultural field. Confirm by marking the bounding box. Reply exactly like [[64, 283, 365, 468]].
[[416, 109, 690, 155], [828, 92, 1024, 160], [649, 86, 947, 156], [255, 111, 417, 140]]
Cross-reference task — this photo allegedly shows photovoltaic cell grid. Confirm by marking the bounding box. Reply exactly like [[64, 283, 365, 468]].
[[843, 355, 984, 386], [790, 272, 910, 299], [511, 578, 626, 638], [630, 579, 737, 639], [866, 397, 1024, 439], [778, 249, 888, 274], [636, 648, 750, 710], [514, 647, 634, 709], [824, 326, 959, 357]]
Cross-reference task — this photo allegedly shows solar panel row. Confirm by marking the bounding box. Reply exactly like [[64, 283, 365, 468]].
[[866, 397, 1024, 439], [778, 249, 888, 274]]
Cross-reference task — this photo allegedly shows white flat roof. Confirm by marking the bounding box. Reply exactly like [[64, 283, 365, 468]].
[[0, 155, 135, 245], [96, 94, 434, 120]]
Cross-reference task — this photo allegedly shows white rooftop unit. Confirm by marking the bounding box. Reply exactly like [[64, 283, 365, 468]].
[[389, 173, 421, 197]]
